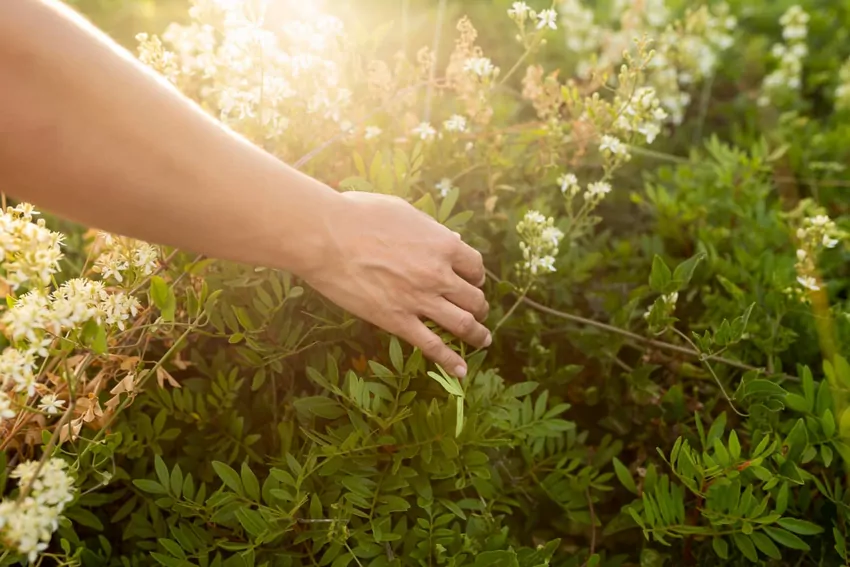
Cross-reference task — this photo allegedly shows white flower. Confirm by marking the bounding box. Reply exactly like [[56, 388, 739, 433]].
[[599, 135, 628, 157], [0, 392, 16, 420], [443, 114, 468, 133], [536, 9, 558, 30], [823, 235, 839, 248], [797, 275, 820, 291], [796, 249, 808, 261], [364, 126, 382, 140], [0, 458, 75, 561], [463, 57, 496, 78], [541, 226, 565, 247], [435, 178, 454, 199], [585, 181, 612, 199], [101, 292, 141, 331], [558, 173, 579, 194], [38, 394, 65, 416], [412, 122, 437, 142], [508, 2, 531, 20]]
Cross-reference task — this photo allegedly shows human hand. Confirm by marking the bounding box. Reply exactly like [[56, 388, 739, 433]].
[[301, 191, 490, 378]]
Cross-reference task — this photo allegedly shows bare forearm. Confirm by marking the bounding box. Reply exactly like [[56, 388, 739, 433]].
[[0, 0, 338, 274]]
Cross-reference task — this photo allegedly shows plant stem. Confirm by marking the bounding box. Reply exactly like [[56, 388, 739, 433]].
[[485, 268, 799, 382]]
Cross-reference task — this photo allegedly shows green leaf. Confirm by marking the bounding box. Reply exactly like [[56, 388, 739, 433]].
[[764, 526, 811, 550], [472, 550, 519, 567], [389, 337, 404, 374], [775, 482, 789, 515], [777, 518, 824, 535], [158, 539, 187, 560], [612, 458, 638, 495], [151, 276, 169, 310], [783, 418, 808, 463], [750, 532, 781, 559], [81, 319, 108, 355], [293, 396, 346, 420], [212, 461, 244, 496], [241, 462, 260, 501], [65, 507, 104, 531], [712, 536, 729, 559], [155, 455, 170, 490], [672, 252, 705, 289], [151, 276, 176, 321], [133, 479, 167, 494], [455, 396, 464, 438], [822, 409, 836, 438], [729, 430, 741, 460], [427, 368, 464, 398], [732, 533, 758, 562], [438, 186, 461, 223], [170, 464, 183, 498], [784, 393, 811, 413], [649, 255, 672, 293]]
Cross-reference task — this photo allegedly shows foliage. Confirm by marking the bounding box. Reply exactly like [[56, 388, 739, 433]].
[[4, 0, 850, 566]]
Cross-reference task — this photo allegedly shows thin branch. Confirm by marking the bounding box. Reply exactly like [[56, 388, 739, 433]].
[[583, 488, 597, 566], [485, 268, 798, 382]]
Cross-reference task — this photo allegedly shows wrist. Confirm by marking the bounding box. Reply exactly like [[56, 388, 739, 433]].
[[270, 174, 345, 279]]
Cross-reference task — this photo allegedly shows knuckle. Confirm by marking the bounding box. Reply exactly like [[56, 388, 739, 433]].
[[421, 333, 445, 354], [456, 312, 476, 335]]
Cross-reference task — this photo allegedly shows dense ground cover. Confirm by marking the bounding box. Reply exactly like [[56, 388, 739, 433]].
[[3, 0, 850, 565]]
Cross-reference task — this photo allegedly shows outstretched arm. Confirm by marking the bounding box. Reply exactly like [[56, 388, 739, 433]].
[[0, 0, 490, 377]]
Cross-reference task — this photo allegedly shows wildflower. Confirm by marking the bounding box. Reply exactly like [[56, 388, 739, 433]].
[[0, 458, 75, 562], [3, 292, 51, 343], [599, 135, 629, 158], [443, 114, 468, 133], [536, 9, 558, 30], [542, 226, 565, 247], [101, 293, 141, 331], [435, 178, 454, 199], [38, 394, 65, 416], [508, 2, 531, 19], [0, 392, 16, 420], [463, 57, 496, 78], [93, 233, 159, 284], [585, 181, 612, 199], [797, 275, 820, 291], [796, 249, 807, 261], [517, 210, 563, 277], [412, 122, 437, 142], [364, 126, 382, 140], [558, 173, 579, 195]]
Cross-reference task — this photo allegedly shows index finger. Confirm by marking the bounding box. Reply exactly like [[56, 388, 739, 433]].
[[451, 239, 485, 287]]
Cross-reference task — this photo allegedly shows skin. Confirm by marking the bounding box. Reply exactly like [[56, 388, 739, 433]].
[[0, 0, 491, 378]]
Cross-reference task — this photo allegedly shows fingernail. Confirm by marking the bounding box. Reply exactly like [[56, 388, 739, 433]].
[[454, 365, 467, 379], [483, 333, 492, 347]]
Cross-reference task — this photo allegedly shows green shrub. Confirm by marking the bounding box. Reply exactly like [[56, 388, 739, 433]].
[[3, 1, 850, 566]]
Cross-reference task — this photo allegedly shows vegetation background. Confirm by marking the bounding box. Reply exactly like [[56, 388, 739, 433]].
[[4, 1, 850, 566]]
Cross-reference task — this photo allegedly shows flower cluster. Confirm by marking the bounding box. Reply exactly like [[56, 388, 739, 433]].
[[516, 211, 564, 277], [92, 232, 159, 284], [647, 4, 736, 124], [614, 86, 668, 146], [0, 204, 64, 291], [759, 5, 809, 107], [792, 211, 843, 293], [139, 0, 351, 143], [445, 17, 498, 125], [0, 458, 75, 561], [508, 3, 560, 39], [556, 1, 735, 125], [0, 205, 152, 465]]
